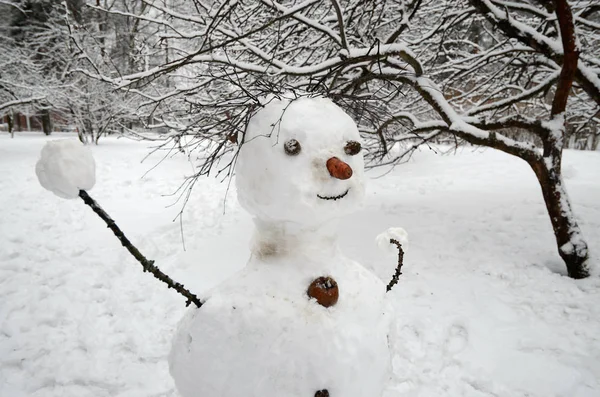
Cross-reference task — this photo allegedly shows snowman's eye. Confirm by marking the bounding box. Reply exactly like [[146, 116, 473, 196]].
[[284, 139, 301, 156], [344, 141, 361, 156]]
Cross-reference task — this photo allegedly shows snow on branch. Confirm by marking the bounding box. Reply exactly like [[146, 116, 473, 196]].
[[355, 67, 542, 161], [0, 96, 46, 112], [260, 0, 343, 46], [465, 71, 561, 116], [470, 0, 600, 105], [80, 43, 419, 89]]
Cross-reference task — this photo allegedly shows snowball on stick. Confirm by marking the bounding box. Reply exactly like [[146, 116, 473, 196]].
[[35, 140, 96, 199], [35, 139, 202, 307]]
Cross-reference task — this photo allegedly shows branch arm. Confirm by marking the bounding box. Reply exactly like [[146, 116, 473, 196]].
[[386, 239, 405, 292], [78, 190, 203, 308]]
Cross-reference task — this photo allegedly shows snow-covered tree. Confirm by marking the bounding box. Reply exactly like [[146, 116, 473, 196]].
[[0, 0, 143, 142], [0, 0, 64, 134]]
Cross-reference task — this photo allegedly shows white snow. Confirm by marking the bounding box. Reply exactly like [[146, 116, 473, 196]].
[[170, 96, 389, 397], [35, 139, 96, 199], [1, 131, 600, 397]]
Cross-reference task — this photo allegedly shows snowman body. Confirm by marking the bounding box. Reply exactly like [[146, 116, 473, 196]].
[[169, 95, 391, 397]]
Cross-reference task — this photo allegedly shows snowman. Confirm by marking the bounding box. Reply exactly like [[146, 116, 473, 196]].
[[169, 95, 393, 397]]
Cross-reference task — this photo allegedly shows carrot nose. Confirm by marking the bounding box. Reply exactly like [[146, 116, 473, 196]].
[[326, 157, 353, 180]]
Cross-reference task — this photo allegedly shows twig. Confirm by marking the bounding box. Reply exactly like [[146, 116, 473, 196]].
[[386, 238, 405, 292], [78, 190, 203, 308]]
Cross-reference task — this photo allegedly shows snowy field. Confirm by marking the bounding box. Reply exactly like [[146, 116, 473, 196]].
[[1, 132, 600, 397]]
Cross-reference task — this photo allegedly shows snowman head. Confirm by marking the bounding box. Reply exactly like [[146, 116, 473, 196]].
[[235, 95, 365, 227]]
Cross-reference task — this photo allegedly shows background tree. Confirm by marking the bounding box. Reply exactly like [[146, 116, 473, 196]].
[[0, 0, 141, 142], [0, 0, 58, 134]]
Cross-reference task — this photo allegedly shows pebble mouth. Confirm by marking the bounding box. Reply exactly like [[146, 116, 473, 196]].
[[317, 189, 349, 201]]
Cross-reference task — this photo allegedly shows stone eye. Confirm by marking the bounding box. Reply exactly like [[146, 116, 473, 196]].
[[284, 139, 301, 156], [344, 141, 361, 156]]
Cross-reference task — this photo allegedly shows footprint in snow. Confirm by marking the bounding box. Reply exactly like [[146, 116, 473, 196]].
[[70, 249, 87, 257], [9, 236, 23, 244], [445, 323, 469, 354], [4, 251, 20, 260]]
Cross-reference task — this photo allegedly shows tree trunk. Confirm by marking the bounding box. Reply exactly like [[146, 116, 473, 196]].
[[529, 158, 589, 278], [7, 112, 14, 136], [16, 112, 22, 131], [41, 108, 52, 135], [533, 0, 589, 279], [84, 119, 93, 142], [78, 128, 86, 144]]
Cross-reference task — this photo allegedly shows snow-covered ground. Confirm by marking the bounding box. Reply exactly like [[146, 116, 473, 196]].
[[1, 132, 599, 397]]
